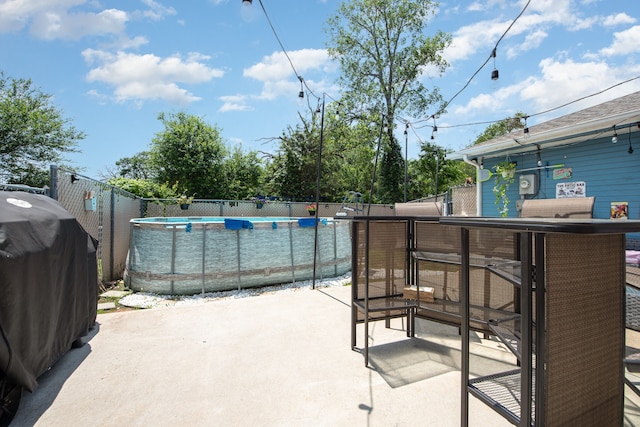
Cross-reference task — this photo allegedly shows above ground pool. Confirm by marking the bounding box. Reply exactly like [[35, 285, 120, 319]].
[[124, 217, 352, 295]]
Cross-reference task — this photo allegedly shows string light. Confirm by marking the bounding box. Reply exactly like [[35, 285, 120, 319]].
[[491, 48, 499, 81], [628, 127, 634, 154], [412, 0, 532, 123], [298, 77, 304, 100], [612, 125, 618, 143]]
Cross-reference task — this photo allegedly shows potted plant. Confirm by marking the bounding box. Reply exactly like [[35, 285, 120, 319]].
[[177, 194, 194, 210], [306, 203, 317, 216], [492, 160, 516, 217], [251, 196, 267, 209]]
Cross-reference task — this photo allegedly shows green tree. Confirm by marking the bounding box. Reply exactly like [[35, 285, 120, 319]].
[[473, 112, 527, 145], [330, 112, 377, 202], [409, 142, 469, 200], [114, 151, 153, 180], [149, 112, 228, 199], [225, 145, 264, 200], [326, 0, 451, 203], [107, 177, 176, 199], [266, 116, 322, 201], [0, 72, 85, 187], [265, 107, 353, 202]]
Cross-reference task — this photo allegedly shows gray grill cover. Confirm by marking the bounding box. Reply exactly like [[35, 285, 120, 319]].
[[0, 191, 97, 392]]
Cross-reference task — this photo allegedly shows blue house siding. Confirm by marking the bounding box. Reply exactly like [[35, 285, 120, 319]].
[[481, 129, 640, 220]]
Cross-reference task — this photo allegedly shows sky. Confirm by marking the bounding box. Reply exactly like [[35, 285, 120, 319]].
[[1, 0, 639, 180]]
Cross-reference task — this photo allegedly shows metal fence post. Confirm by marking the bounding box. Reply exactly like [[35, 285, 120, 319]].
[[201, 224, 207, 296], [289, 222, 296, 284], [236, 230, 241, 291], [110, 187, 115, 281], [171, 225, 177, 296], [49, 165, 58, 200]]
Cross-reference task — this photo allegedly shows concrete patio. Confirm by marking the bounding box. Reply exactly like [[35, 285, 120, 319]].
[[14, 284, 640, 426]]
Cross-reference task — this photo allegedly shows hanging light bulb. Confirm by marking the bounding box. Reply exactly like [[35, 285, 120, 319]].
[[612, 125, 618, 143], [491, 48, 499, 81], [404, 123, 408, 136], [297, 76, 304, 101], [431, 117, 438, 140], [523, 116, 529, 138], [629, 127, 634, 154]]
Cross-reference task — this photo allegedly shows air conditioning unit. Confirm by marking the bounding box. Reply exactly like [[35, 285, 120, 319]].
[[519, 174, 536, 195]]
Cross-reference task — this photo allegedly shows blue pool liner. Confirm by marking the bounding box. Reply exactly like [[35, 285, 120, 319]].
[[298, 218, 327, 228], [224, 219, 254, 230]]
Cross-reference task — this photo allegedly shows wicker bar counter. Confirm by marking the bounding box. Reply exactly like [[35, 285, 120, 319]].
[[440, 217, 640, 427]]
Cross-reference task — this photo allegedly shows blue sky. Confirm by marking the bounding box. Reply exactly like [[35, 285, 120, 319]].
[[1, 0, 639, 180]]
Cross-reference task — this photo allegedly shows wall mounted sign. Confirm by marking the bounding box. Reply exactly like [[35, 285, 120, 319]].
[[556, 181, 586, 198], [553, 167, 573, 180]]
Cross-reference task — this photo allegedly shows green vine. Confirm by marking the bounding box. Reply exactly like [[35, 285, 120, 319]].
[[492, 161, 516, 217]]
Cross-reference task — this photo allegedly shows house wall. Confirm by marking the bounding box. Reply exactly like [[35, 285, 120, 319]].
[[481, 129, 640, 247]]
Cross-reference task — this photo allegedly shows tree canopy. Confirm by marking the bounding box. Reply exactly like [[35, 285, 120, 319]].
[[109, 112, 264, 201], [149, 112, 228, 199], [473, 112, 527, 145], [325, 0, 451, 203], [0, 72, 85, 187]]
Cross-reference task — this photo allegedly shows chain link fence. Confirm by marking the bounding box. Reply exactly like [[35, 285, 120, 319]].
[[50, 166, 142, 284], [450, 184, 477, 216], [403, 184, 477, 217]]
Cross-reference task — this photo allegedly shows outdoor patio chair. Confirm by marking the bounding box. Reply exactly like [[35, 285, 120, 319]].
[[519, 196, 595, 218]]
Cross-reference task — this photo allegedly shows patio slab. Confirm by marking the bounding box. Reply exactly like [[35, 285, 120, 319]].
[[13, 285, 640, 426]]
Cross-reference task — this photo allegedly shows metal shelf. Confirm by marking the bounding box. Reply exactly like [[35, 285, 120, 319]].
[[468, 369, 536, 426]]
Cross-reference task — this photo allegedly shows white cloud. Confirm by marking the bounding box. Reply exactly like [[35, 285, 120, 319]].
[[466, 2, 483, 12], [455, 56, 640, 118], [30, 8, 128, 40], [243, 49, 331, 82], [0, 0, 175, 40], [219, 95, 252, 112], [602, 13, 636, 27], [506, 29, 547, 59], [599, 25, 640, 57], [519, 58, 611, 110], [518, 58, 640, 121], [444, 18, 509, 63], [116, 35, 149, 50], [0, 0, 85, 33], [83, 49, 224, 105], [241, 48, 335, 101], [444, 0, 594, 64], [466, 0, 507, 13], [454, 83, 527, 116], [139, 0, 176, 21]]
